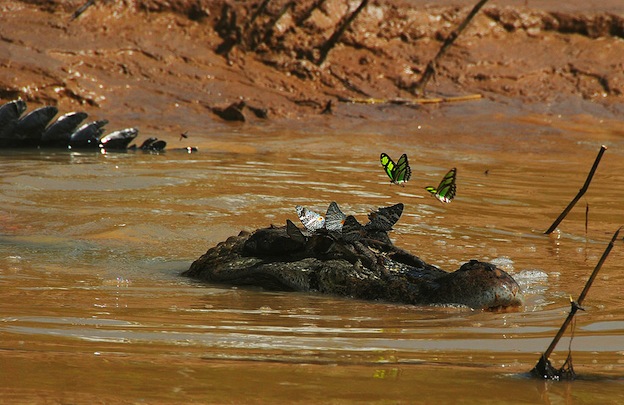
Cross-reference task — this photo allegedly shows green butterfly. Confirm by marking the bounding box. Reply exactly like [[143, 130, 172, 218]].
[[380, 153, 411, 185], [425, 168, 457, 203]]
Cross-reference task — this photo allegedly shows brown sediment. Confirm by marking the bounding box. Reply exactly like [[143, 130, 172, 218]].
[[0, 0, 623, 130]]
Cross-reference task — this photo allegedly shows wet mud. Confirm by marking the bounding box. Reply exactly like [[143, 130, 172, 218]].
[[1, 0, 623, 132]]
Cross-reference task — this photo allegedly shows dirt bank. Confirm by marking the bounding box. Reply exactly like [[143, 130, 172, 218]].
[[1, 0, 623, 132]]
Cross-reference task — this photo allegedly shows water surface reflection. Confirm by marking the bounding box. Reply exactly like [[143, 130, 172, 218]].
[[1, 114, 623, 402]]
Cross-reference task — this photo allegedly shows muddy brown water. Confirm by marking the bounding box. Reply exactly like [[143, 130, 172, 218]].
[[1, 107, 624, 403]]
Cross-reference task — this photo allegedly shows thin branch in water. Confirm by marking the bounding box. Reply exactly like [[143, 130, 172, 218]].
[[544, 145, 607, 234], [316, 0, 369, 65], [531, 227, 621, 379], [577, 227, 620, 305], [585, 201, 589, 236], [411, 0, 490, 95]]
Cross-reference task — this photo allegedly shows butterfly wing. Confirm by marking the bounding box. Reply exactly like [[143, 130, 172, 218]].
[[295, 205, 325, 231], [425, 168, 457, 203], [342, 215, 364, 242], [380, 153, 396, 182], [380, 153, 411, 185], [424, 186, 438, 196], [393, 154, 411, 185], [286, 219, 307, 244], [325, 201, 347, 232], [367, 202, 404, 231]]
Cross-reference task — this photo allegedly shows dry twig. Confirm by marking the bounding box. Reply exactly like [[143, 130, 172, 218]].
[[411, 0, 490, 95], [317, 0, 369, 65]]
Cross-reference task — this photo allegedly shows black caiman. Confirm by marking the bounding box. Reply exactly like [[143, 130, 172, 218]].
[[184, 202, 524, 310]]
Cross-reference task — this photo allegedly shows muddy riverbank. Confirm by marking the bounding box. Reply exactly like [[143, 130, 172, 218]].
[[1, 0, 623, 136], [2, 2, 624, 402]]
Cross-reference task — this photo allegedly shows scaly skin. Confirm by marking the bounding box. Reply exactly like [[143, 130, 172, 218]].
[[184, 225, 524, 310]]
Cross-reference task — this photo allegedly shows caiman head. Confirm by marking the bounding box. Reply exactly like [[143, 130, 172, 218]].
[[424, 260, 524, 310]]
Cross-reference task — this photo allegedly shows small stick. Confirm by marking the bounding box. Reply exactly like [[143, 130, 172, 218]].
[[411, 0, 490, 95], [338, 94, 482, 105], [544, 145, 607, 234], [244, 0, 271, 32], [252, 1, 295, 51], [585, 202, 589, 236], [215, 5, 242, 56], [316, 0, 369, 65], [71, 0, 95, 21], [242, 0, 272, 49], [577, 226, 619, 304], [531, 227, 621, 377]]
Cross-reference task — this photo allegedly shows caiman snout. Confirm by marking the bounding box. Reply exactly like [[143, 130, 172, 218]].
[[427, 260, 524, 310]]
